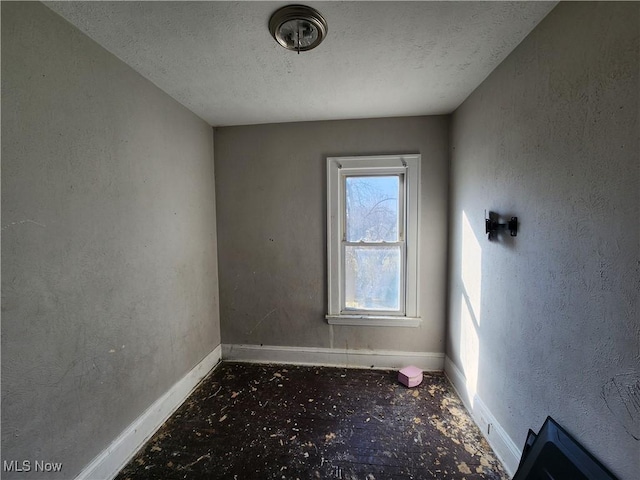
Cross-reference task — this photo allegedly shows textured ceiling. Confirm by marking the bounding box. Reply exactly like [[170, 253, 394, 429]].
[[44, 1, 557, 126]]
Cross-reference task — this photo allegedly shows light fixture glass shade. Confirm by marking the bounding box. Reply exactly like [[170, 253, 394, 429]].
[[269, 5, 327, 52]]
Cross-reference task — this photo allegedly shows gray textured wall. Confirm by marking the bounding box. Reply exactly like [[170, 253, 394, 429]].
[[448, 2, 639, 478], [1, 2, 220, 478], [215, 117, 448, 354]]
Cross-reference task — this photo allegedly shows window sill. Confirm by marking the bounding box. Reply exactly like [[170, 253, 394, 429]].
[[325, 315, 422, 327]]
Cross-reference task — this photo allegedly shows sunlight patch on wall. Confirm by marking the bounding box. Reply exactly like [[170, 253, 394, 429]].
[[460, 210, 482, 400], [461, 211, 482, 326]]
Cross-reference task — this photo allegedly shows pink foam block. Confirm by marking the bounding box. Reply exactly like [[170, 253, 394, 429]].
[[398, 365, 423, 388]]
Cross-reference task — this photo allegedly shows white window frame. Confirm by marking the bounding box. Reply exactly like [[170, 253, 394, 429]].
[[326, 154, 421, 327]]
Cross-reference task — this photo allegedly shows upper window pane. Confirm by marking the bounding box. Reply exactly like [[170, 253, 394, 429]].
[[345, 175, 399, 242]]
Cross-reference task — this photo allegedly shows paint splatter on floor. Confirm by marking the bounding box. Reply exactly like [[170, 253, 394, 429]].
[[116, 363, 509, 479]]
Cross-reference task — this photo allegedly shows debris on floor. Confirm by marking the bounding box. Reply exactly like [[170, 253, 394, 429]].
[[116, 363, 508, 479]]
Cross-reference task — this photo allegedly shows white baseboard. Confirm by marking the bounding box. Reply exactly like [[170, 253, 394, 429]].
[[222, 343, 444, 371], [75, 345, 222, 480], [444, 356, 521, 477]]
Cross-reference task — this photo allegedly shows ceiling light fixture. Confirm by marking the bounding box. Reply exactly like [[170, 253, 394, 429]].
[[269, 4, 328, 54]]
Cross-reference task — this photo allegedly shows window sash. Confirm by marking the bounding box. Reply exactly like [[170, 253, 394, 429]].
[[343, 174, 405, 243], [340, 172, 406, 315], [341, 242, 406, 316]]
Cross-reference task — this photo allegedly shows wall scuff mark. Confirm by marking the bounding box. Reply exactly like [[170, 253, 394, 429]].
[[602, 373, 640, 440], [247, 308, 278, 336], [1, 219, 46, 231]]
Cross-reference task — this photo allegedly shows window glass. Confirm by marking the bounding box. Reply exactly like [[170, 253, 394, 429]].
[[344, 245, 401, 311], [345, 176, 399, 243]]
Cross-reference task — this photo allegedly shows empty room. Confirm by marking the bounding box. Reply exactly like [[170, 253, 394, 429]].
[[2, 1, 638, 479]]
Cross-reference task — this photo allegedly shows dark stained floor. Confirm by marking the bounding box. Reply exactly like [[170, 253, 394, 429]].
[[116, 362, 509, 480]]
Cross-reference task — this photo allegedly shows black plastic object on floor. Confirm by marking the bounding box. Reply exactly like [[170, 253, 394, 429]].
[[513, 416, 617, 480]]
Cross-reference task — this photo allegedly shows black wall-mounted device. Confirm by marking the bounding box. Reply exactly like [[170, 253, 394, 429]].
[[485, 211, 517, 240]]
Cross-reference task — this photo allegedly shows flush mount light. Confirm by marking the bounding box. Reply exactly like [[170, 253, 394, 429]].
[[269, 4, 328, 53]]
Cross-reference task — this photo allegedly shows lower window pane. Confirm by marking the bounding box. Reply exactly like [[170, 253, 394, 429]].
[[344, 246, 401, 311]]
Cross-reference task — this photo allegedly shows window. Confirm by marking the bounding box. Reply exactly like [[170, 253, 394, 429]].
[[326, 155, 421, 327]]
